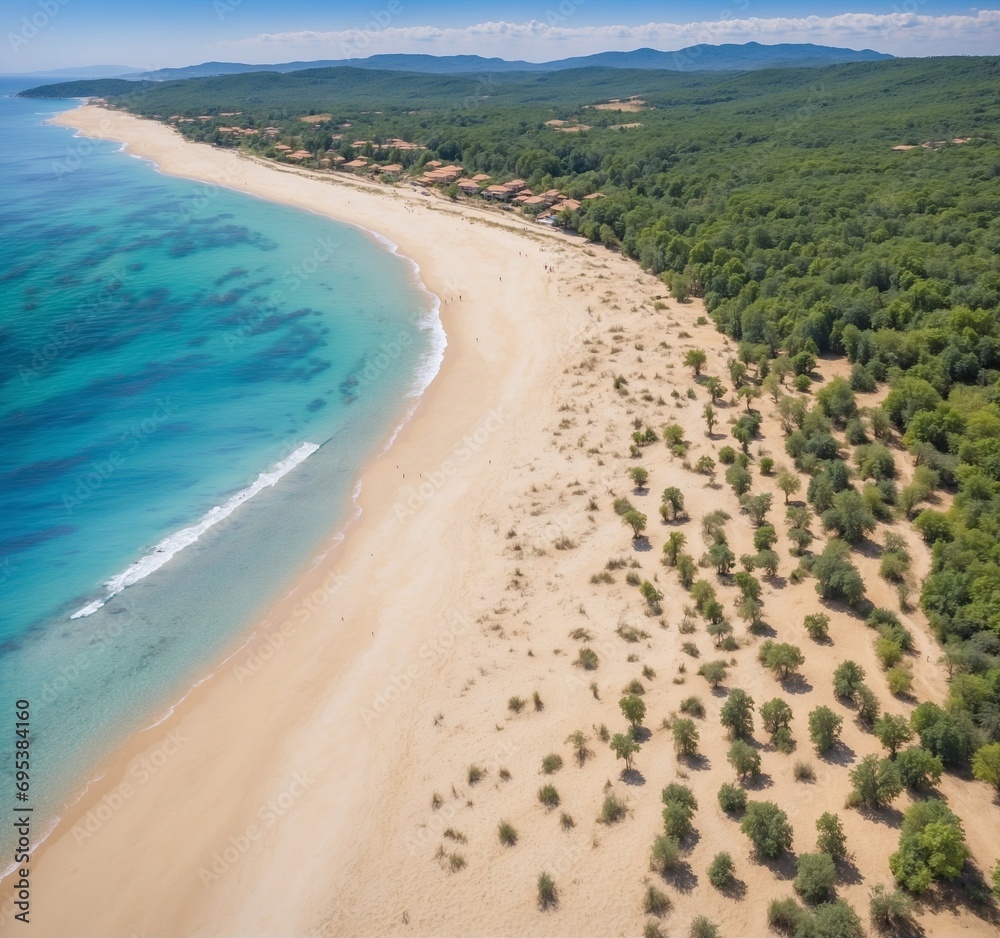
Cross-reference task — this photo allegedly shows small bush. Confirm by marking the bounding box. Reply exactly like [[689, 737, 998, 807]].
[[448, 851, 466, 872], [689, 916, 720, 938], [600, 792, 628, 824], [576, 647, 599, 670], [467, 765, 485, 785], [499, 767, 511, 781], [717, 782, 747, 814], [794, 761, 816, 782], [869, 883, 914, 935], [541, 753, 563, 774], [508, 696, 525, 714], [707, 851, 735, 889], [560, 811, 575, 830], [537, 871, 558, 910], [497, 820, 518, 846], [680, 695, 705, 718], [644, 883, 671, 916], [794, 852, 837, 904], [533, 690, 544, 711], [538, 784, 560, 808], [443, 827, 467, 844], [650, 833, 681, 873], [767, 897, 805, 935]]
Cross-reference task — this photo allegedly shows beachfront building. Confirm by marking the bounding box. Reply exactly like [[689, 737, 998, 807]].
[[483, 185, 511, 201]]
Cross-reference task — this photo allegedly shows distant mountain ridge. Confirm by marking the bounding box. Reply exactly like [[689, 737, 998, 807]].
[[129, 43, 893, 81]]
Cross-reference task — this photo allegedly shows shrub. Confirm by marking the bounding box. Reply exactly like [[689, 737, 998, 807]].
[[541, 753, 564, 774], [886, 666, 913, 697], [467, 765, 485, 785], [566, 730, 592, 766], [662, 782, 698, 811], [808, 706, 843, 754], [816, 812, 847, 862], [560, 811, 574, 830], [498, 820, 518, 846], [600, 792, 628, 824], [741, 801, 793, 859], [644, 882, 671, 916], [728, 740, 762, 781], [575, 647, 599, 670], [662, 801, 695, 840], [794, 761, 816, 782], [720, 688, 755, 740], [537, 871, 558, 910], [717, 782, 748, 814], [707, 851, 735, 889], [813, 539, 866, 605], [803, 613, 830, 641], [689, 916, 720, 938], [680, 695, 705, 718], [649, 833, 682, 873], [767, 897, 804, 935], [812, 900, 863, 938], [868, 883, 914, 935], [854, 684, 882, 726], [538, 784, 560, 808], [794, 852, 837, 905], [508, 696, 526, 713]]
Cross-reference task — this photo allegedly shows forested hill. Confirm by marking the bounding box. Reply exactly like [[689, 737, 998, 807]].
[[28, 54, 1000, 758]]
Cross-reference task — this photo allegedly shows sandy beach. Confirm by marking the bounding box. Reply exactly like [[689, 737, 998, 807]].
[[3, 105, 996, 937]]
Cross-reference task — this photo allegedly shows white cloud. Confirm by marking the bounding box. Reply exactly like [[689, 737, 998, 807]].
[[227, 11, 1000, 60]]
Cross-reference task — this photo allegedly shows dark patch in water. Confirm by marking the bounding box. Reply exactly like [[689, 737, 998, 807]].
[[0, 525, 76, 556], [187, 334, 210, 347], [306, 397, 327, 412], [213, 267, 250, 287]]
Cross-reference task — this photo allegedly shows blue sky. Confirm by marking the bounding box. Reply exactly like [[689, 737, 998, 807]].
[[4, 0, 999, 72]]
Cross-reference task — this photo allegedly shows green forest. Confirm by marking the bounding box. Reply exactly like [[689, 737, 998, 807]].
[[26, 56, 1000, 779]]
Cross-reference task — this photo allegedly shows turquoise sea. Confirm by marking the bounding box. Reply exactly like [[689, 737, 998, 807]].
[[0, 76, 442, 864]]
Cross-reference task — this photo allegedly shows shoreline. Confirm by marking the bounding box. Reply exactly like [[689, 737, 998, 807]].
[[4, 104, 597, 936]]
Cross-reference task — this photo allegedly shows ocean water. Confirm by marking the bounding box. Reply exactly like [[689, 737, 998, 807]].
[[0, 76, 442, 861]]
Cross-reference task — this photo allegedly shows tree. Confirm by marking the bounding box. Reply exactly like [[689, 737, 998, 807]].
[[734, 570, 762, 603], [703, 402, 717, 435], [707, 851, 735, 890], [755, 549, 780, 577], [684, 348, 707, 376], [833, 660, 866, 699], [753, 524, 777, 551], [809, 706, 843, 754], [816, 812, 847, 862], [720, 689, 755, 739], [855, 684, 882, 726], [740, 492, 773, 526], [741, 800, 793, 859], [622, 510, 647, 539], [620, 694, 646, 729], [663, 531, 686, 565], [794, 853, 837, 904], [662, 801, 695, 840], [803, 612, 830, 641], [776, 467, 801, 504], [874, 714, 913, 758], [813, 538, 866, 605], [672, 717, 700, 758], [717, 782, 747, 813], [890, 799, 969, 893], [813, 901, 864, 938], [817, 376, 857, 424], [610, 733, 640, 772], [705, 376, 726, 402], [698, 660, 728, 687], [761, 698, 794, 735], [661, 486, 684, 520], [738, 384, 762, 411], [629, 466, 649, 490], [822, 489, 877, 544], [972, 741, 1000, 792], [850, 754, 902, 810], [725, 464, 752, 496], [727, 739, 761, 780], [566, 730, 592, 766], [895, 746, 943, 790], [707, 540, 735, 575], [758, 640, 805, 680]]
